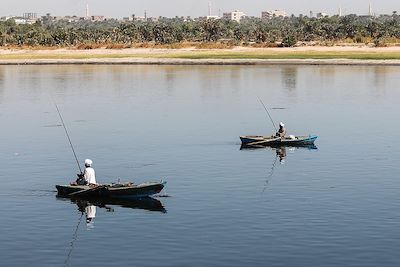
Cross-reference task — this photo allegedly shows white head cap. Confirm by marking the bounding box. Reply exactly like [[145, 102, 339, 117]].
[[279, 122, 285, 127], [84, 159, 93, 166]]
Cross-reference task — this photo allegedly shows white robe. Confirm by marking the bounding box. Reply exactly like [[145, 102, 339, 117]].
[[84, 167, 97, 185], [85, 205, 96, 219]]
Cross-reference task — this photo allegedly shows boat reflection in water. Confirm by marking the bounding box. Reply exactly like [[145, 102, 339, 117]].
[[273, 145, 317, 164], [241, 142, 318, 151], [58, 196, 166, 266], [241, 143, 317, 163], [57, 196, 167, 217]]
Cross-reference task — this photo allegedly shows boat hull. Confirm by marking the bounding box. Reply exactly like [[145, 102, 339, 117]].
[[240, 135, 318, 147], [56, 181, 166, 199]]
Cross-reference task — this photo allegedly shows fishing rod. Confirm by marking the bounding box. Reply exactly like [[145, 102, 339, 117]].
[[54, 103, 82, 174], [257, 96, 278, 132]]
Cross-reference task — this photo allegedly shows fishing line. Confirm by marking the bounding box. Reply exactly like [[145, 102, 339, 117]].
[[54, 102, 82, 174], [257, 96, 278, 132]]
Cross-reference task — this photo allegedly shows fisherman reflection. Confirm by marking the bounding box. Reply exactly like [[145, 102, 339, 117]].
[[85, 205, 96, 227], [276, 147, 287, 164], [76, 200, 97, 228]]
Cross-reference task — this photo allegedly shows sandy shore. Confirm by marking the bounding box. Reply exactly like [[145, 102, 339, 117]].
[[2, 58, 400, 66], [2, 46, 400, 65], [2, 45, 400, 55]]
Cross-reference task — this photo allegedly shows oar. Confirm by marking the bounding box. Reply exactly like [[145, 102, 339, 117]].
[[246, 137, 281, 146], [246, 140, 269, 146], [68, 186, 103, 197]]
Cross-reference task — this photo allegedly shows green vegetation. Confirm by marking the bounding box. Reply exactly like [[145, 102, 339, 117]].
[[1, 14, 400, 48], [2, 50, 400, 61]]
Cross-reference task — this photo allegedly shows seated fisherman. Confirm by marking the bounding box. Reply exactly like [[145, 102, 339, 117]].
[[276, 122, 287, 138], [74, 159, 97, 186], [83, 159, 97, 186]]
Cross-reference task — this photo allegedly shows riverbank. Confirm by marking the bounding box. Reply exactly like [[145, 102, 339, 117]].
[[2, 46, 400, 65]]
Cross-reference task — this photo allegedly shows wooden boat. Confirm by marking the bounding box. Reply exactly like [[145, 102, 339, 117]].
[[240, 135, 318, 147], [56, 181, 166, 199]]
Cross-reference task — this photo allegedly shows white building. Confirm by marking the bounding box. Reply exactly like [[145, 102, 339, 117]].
[[223, 10, 246, 22], [316, 12, 328, 18], [261, 10, 286, 19], [0, 16, 13, 21], [206, 15, 220, 20], [14, 18, 36, 25]]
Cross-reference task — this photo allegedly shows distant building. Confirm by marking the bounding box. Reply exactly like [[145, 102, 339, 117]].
[[64, 16, 81, 22], [135, 16, 146, 22], [135, 16, 158, 22], [0, 16, 13, 21], [206, 15, 220, 20], [261, 10, 286, 19], [223, 10, 246, 22], [173, 16, 191, 22], [316, 12, 328, 18], [23, 13, 37, 20], [148, 17, 159, 22], [91, 15, 105, 21], [14, 18, 36, 25]]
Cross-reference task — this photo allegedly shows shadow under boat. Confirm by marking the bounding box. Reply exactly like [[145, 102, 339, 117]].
[[57, 195, 167, 213]]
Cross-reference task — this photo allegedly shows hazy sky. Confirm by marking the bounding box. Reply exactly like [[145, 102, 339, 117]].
[[2, 0, 400, 18]]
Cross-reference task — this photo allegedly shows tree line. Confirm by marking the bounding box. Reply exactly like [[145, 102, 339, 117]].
[[1, 14, 400, 48]]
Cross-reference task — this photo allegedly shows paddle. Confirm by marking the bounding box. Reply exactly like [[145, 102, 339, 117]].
[[68, 185, 104, 197], [247, 137, 281, 146]]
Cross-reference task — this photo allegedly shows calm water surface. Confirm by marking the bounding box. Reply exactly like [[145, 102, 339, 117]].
[[0, 65, 399, 266]]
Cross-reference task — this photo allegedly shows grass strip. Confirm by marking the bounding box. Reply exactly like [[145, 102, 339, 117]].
[[1, 51, 400, 60]]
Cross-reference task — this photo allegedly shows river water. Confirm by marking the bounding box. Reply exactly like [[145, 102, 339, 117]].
[[0, 65, 399, 267]]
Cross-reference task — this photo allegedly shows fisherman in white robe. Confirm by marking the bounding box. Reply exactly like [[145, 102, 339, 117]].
[[83, 159, 97, 186]]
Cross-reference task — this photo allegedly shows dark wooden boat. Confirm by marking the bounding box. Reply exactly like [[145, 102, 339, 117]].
[[240, 135, 318, 147], [56, 181, 166, 199]]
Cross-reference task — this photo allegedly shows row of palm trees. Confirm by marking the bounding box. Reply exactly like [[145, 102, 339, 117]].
[[1, 14, 400, 47]]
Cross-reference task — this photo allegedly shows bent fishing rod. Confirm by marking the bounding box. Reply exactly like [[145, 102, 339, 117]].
[[257, 96, 278, 133], [54, 103, 83, 174]]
